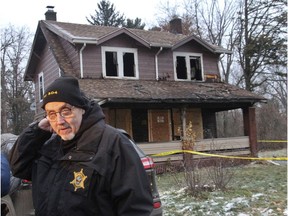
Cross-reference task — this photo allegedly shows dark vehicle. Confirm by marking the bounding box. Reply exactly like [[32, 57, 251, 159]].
[[1, 133, 34, 216], [1, 131, 162, 216], [119, 129, 163, 216]]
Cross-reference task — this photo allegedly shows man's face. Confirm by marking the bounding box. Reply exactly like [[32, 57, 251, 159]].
[[45, 102, 85, 140]]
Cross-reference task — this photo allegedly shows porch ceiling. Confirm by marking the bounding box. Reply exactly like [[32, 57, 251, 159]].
[[79, 79, 266, 109]]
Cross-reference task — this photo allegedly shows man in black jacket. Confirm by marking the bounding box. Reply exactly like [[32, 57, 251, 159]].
[[9, 75, 153, 216]]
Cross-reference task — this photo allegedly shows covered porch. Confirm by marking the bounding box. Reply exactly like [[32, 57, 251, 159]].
[[80, 79, 265, 163], [138, 136, 251, 163]]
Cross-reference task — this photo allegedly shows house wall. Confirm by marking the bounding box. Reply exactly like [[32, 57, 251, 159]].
[[137, 47, 157, 80], [82, 45, 102, 78], [35, 44, 60, 115], [157, 49, 174, 80], [80, 35, 221, 81]]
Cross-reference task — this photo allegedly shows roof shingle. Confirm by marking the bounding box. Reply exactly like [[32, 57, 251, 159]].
[[79, 79, 266, 104]]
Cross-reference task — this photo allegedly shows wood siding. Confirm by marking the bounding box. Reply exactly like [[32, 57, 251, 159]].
[[157, 49, 174, 80], [82, 45, 102, 78], [35, 44, 60, 114], [137, 47, 157, 80], [103, 108, 133, 136], [78, 36, 221, 81]]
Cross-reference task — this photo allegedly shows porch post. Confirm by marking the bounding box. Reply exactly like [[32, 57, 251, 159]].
[[243, 107, 258, 157], [181, 108, 187, 139]]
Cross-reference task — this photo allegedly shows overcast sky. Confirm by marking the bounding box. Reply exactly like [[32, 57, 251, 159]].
[[0, 0, 179, 32]]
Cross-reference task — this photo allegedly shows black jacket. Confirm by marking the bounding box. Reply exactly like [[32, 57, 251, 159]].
[[9, 102, 153, 216]]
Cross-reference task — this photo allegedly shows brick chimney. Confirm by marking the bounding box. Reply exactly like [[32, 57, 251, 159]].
[[45, 6, 57, 21], [169, 18, 183, 34]]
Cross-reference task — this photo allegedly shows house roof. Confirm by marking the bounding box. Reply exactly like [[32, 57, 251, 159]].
[[42, 20, 232, 52], [25, 20, 232, 80], [25, 20, 265, 109], [78, 79, 266, 109]]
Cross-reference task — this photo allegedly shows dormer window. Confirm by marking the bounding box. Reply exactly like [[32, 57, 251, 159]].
[[173, 52, 204, 81], [102, 47, 139, 79]]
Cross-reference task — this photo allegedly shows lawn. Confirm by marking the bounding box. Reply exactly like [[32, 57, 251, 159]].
[[156, 149, 287, 216]]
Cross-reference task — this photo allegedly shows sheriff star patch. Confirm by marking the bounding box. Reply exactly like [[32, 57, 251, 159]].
[[70, 168, 87, 191]]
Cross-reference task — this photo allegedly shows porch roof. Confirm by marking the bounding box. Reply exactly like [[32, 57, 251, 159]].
[[79, 79, 266, 108]]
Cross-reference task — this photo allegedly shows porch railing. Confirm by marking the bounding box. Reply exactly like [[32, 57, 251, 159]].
[[138, 136, 250, 163]]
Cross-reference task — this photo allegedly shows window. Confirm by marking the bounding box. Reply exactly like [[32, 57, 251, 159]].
[[174, 52, 204, 81], [38, 72, 44, 101], [102, 47, 139, 79]]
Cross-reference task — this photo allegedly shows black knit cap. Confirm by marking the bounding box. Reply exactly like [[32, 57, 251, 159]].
[[42, 75, 88, 110]]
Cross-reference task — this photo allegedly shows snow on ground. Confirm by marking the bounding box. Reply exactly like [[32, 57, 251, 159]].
[[159, 187, 286, 216]]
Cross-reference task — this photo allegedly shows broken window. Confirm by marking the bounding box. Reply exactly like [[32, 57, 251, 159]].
[[102, 47, 138, 79], [190, 56, 202, 80], [174, 52, 203, 81], [123, 52, 135, 77], [176, 56, 187, 79], [106, 52, 118, 76]]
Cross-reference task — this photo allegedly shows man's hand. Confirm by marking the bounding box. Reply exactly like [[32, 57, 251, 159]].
[[38, 118, 53, 132]]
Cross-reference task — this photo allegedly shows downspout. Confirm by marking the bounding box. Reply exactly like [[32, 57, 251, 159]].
[[79, 43, 86, 78], [155, 47, 163, 80]]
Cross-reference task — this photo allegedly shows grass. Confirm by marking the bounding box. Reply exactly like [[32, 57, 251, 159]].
[[156, 149, 287, 216]]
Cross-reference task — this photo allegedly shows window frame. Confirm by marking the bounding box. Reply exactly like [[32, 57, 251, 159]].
[[101, 46, 139, 79], [38, 72, 44, 102], [173, 52, 204, 81]]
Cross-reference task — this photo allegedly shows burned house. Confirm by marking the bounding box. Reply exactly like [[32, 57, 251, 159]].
[[24, 7, 266, 163]]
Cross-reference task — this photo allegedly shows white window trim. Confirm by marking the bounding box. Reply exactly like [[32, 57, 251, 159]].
[[58, 68, 62, 77], [101, 46, 139, 79], [38, 72, 44, 102], [173, 52, 204, 81]]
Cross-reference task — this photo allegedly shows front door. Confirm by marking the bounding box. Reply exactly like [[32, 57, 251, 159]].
[[149, 109, 171, 142], [132, 109, 148, 142]]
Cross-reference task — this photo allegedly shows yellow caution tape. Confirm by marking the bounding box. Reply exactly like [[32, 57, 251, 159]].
[[151, 150, 288, 161], [257, 140, 288, 143]]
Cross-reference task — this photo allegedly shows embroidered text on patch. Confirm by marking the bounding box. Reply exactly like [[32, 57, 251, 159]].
[[70, 169, 87, 191], [43, 90, 58, 98]]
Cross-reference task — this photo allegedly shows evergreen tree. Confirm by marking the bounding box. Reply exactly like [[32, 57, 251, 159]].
[[87, 0, 125, 27], [123, 18, 145, 29]]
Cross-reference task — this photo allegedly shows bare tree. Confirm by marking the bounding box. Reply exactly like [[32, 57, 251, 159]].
[[1, 25, 34, 134], [183, 0, 241, 137], [155, 0, 287, 140], [256, 100, 287, 150], [235, 0, 287, 92]]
